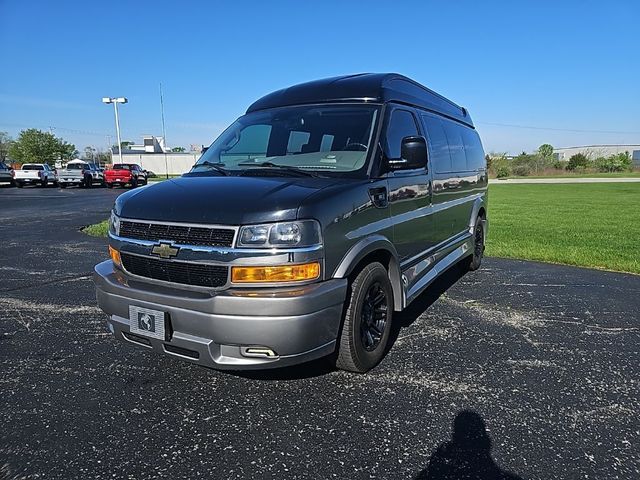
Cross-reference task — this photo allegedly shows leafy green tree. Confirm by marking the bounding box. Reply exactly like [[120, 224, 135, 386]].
[[538, 144, 554, 160], [95, 151, 112, 165], [171, 146, 186, 153], [0, 131, 13, 162], [8, 128, 77, 165], [567, 153, 590, 171]]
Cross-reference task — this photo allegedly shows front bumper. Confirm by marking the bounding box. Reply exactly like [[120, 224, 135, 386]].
[[93, 260, 347, 370]]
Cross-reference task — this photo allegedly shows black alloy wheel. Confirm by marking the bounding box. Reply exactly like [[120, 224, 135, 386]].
[[360, 282, 389, 351]]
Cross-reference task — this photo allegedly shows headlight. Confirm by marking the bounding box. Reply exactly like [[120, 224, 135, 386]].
[[109, 210, 121, 236], [237, 220, 321, 248]]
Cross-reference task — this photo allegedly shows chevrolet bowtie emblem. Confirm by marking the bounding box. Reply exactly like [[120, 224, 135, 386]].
[[151, 242, 179, 259]]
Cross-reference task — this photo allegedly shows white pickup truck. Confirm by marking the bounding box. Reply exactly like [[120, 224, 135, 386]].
[[14, 164, 57, 188]]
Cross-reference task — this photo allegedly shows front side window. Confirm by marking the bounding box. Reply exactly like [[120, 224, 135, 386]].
[[192, 104, 380, 176], [384, 109, 418, 160]]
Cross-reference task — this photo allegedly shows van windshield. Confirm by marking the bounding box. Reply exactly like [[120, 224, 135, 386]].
[[192, 104, 380, 176]]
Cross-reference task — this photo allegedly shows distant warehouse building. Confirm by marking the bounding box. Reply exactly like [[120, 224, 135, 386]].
[[111, 135, 202, 175], [554, 144, 640, 166]]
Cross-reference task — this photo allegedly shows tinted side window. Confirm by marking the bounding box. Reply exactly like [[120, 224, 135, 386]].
[[421, 114, 452, 174], [384, 109, 418, 159], [442, 122, 466, 172], [462, 128, 485, 170]]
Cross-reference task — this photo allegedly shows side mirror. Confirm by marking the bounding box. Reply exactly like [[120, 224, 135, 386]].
[[401, 136, 427, 169], [388, 136, 428, 171]]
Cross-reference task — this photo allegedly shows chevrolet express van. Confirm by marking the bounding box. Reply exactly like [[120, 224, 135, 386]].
[[94, 73, 488, 373]]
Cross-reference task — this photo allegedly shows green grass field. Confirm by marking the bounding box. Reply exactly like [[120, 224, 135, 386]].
[[83, 183, 640, 274], [497, 171, 640, 179], [83, 220, 108, 237], [487, 183, 640, 274]]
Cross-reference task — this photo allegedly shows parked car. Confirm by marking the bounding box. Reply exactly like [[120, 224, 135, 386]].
[[57, 160, 103, 188], [94, 73, 488, 373], [104, 164, 147, 188], [0, 162, 14, 186], [14, 163, 56, 187]]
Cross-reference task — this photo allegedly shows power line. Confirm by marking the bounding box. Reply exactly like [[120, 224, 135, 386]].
[[477, 121, 640, 135]]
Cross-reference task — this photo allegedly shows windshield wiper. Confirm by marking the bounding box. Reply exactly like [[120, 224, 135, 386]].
[[237, 161, 319, 177], [192, 161, 229, 176]]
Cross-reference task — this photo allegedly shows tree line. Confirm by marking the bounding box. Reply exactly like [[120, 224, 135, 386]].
[[0, 129, 190, 166], [488, 144, 635, 178]]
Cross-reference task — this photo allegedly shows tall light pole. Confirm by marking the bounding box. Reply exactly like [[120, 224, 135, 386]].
[[102, 97, 128, 164]]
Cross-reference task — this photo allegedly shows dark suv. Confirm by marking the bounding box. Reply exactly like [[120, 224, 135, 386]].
[[94, 73, 488, 373]]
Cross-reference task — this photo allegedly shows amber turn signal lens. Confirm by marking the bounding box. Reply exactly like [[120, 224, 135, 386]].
[[231, 262, 320, 283], [109, 245, 122, 267]]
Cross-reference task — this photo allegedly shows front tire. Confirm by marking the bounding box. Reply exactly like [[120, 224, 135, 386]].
[[335, 262, 393, 373]]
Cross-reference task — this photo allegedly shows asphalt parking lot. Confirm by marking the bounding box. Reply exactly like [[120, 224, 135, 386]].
[[0, 184, 638, 479]]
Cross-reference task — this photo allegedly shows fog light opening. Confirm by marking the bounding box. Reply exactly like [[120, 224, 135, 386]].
[[241, 346, 279, 358]]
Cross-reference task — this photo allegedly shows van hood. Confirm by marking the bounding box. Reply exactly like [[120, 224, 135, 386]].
[[114, 175, 340, 225]]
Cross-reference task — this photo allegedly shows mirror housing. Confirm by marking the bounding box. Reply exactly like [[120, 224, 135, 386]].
[[388, 136, 428, 170]]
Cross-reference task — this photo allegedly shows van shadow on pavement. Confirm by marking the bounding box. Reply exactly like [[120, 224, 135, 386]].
[[414, 410, 523, 480]]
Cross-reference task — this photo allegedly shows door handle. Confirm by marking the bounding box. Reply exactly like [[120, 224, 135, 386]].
[[369, 187, 388, 208]]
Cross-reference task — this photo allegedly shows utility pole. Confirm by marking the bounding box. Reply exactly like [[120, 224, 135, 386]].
[[160, 82, 169, 179]]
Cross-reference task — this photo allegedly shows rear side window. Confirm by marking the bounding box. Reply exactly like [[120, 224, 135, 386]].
[[442, 122, 466, 172], [462, 128, 485, 170], [421, 115, 452, 174], [384, 109, 418, 159]]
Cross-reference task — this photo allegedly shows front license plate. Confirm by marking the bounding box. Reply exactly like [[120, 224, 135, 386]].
[[129, 305, 165, 340]]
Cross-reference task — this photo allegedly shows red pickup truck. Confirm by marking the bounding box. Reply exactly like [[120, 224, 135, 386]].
[[104, 163, 148, 189]]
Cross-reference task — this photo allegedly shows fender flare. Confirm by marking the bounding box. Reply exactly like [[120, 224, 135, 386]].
[[468, 196, 487, 231], [333, 235, 404, 311]]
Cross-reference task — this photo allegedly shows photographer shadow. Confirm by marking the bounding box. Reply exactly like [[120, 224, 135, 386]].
[[415, 410, 523, 480]]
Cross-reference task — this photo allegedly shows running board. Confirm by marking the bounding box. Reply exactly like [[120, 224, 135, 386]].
[[404, 236, 473, 306]]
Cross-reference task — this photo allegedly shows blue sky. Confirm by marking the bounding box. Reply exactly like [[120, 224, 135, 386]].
[[1, 0, 639, 154]]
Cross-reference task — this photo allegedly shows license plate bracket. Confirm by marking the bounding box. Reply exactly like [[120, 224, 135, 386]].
[[129, 305, 166, 340]]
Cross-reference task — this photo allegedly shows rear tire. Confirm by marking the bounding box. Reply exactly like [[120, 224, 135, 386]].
[[106, 182, 113, 189], [59, 183, 67, 189], [335, 262, 393, 373], [131, 177, 138, 188], [41, 178, 48, 187], [16, 181, 23, 188], [467, 216, 485, 271]]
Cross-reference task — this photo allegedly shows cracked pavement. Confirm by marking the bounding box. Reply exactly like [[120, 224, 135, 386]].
[[0, 185, 638, 479]]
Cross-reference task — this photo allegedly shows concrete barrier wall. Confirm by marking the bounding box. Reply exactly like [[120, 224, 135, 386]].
[[112, 153, 200, 175]]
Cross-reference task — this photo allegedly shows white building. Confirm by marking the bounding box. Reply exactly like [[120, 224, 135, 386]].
[[554, 144, 640, 166]]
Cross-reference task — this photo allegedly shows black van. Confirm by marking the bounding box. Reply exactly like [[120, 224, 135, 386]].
[[94, 73, 488, 373]]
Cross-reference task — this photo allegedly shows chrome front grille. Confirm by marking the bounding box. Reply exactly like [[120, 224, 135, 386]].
[[121, 253, 228, 288], [119, 220, 235, 247]]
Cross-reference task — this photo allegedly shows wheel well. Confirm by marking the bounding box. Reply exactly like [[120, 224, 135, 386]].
[[478, 207, 486, 219], [347, 249, 403, 311]]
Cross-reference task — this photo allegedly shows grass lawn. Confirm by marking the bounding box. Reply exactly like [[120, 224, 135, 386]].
[[487, 183, 640, 274], [83, 220, 108, 237], [496, 171, 640, 179]]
